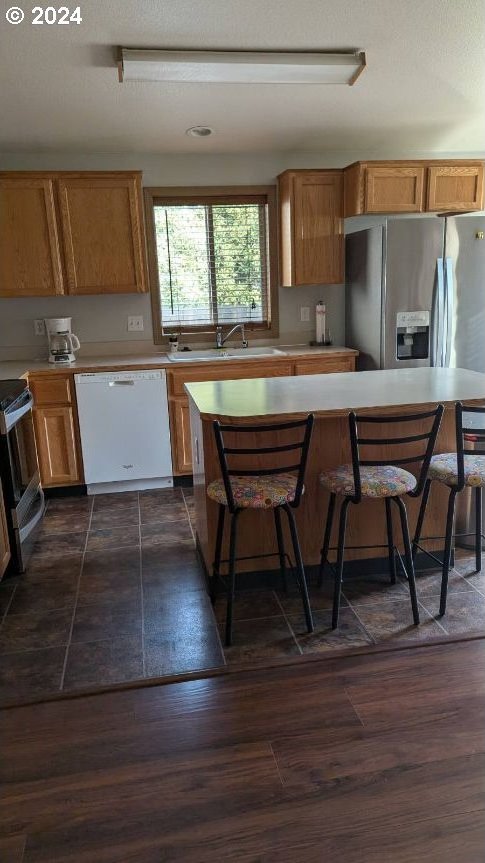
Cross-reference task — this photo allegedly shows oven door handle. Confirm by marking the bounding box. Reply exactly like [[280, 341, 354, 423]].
[[3, 391, 35, 434], [18, 487, 45, 544]]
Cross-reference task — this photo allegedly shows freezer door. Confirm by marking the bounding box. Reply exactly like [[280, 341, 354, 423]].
[[345, 227, 385, 370], [444, 216, 485, 373], [383, 219, 445, 369]]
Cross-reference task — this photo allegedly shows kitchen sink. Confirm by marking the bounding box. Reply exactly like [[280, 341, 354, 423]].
[[167, 347, 286, 362]]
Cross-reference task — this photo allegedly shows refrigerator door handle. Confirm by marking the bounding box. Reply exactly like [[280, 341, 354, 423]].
[[432, 257, 445, 367], [443, 257, 454, 368]]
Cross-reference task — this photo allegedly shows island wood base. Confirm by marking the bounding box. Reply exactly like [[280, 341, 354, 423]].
[[189, 405, 455, 579]]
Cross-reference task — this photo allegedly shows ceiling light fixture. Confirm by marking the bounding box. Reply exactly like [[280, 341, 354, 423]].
[[118, 49, 366, 86], [186, 126, 214, 137]]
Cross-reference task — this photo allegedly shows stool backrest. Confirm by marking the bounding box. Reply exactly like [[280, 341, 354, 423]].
[[456, 402, 485, 490], [213, 414, 314, 512], [349, 404, 444, 502]]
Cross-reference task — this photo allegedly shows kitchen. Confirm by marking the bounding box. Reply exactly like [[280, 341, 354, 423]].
[[1, 1, 485, 860]]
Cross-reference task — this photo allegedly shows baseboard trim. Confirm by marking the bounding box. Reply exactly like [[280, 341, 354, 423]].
[[173, 475, 194, 488], [44, 485, 87, 498]]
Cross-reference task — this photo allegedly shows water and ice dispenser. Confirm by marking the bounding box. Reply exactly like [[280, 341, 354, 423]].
[[396, 311, 430, 361]]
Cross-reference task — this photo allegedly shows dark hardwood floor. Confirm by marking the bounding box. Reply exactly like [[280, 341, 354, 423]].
[[1, 637, 485, 861]]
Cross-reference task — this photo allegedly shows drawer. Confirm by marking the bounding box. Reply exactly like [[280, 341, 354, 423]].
[[29, 374, 73, 406], [294, 358, 354, 376], [168, 362, 293, 397]]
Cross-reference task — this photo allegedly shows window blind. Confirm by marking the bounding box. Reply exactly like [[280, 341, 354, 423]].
[[153, 200, 270, 332]]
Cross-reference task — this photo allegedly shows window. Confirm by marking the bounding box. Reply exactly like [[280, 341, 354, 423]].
[[144, 187, 278, 343]]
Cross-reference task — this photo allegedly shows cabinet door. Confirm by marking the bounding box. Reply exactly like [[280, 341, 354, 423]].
[[294, 357, 355, 375], [29, 375, 72, 406], [170, 398, 193, 475], [168, 362, 293, 397], [0, 480, 11, 580], [57, 175, 147, 294], [365, 166, 425, 213], [293, 172, 343, 285], [427, 165, 484, 212], [34, 406, 81, 486], [0, 178, 64, 297]]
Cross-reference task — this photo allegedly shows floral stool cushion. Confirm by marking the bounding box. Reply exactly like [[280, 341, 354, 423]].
[[320, 463, 417, 498], [428, 453, 485, 487], [207, 473, 300, 509]]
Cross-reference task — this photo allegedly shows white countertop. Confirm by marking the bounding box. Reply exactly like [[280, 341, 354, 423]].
[[0, 345, 357, 381], [185, 367, 485, 419]]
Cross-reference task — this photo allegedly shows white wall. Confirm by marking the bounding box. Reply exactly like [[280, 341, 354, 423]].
[[1, 148, 483, 358]]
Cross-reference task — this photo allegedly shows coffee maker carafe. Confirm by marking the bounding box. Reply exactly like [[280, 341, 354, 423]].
[[44, 318, 81, 364]]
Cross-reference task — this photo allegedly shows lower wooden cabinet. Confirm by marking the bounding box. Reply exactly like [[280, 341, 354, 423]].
[[33, 406, 81, 486], [170, 398, 193, 475], [167, 354, 356, 475], [29, 354, 357, 483], [30, 374, 82, 487], [0, 479, 11, 579], [293, 357, 355, 375]]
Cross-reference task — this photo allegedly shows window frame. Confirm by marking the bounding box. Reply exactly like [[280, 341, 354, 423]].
[[144, 185, 279, 345]]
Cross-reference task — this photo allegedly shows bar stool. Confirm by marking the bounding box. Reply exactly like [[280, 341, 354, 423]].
[[413, 402, 485, 616], [207, 415, 315, 646], [318, 406, 444, 629]]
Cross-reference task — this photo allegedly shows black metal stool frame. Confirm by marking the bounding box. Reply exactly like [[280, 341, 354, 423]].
[[413, 402, 485, 616], [318, 405, 444, 629], [211, 414, 315, 646]]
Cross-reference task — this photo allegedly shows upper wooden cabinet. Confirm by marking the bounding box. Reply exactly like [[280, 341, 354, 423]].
[[0, 177, 64, 297], [427, 165, 484, 212], [365, 165, 425, 213], [278, 170, 344, 286], [0, 171, 147, 297], [57, 176, 146, 294], [344, 160, 485, 216]]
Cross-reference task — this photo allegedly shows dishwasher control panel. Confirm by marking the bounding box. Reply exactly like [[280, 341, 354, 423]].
[[75, 370, 165, 384]]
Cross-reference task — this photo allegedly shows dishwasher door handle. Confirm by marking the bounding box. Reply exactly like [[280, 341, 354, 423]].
[[108, 380, 135, 386]]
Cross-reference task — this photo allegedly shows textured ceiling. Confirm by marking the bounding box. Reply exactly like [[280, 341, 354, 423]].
[[0, 0, 484, 154]]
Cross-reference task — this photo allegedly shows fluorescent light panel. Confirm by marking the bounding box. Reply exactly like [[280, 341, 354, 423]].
[[119, 49, 366, 85]]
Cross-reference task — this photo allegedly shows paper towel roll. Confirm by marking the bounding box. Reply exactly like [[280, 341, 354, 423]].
[[316, 302, 326, 344]]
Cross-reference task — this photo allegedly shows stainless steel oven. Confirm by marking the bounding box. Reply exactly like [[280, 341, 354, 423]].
[[0, 380, 45, 574]]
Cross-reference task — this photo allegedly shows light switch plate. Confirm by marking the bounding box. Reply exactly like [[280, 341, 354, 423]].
[[34, 319, 45, 336], [300, 306, 310, 322], [127, 315, 144, 332]]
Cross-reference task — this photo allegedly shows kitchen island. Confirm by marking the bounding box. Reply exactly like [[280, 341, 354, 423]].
[[186, 367, 485, 579]]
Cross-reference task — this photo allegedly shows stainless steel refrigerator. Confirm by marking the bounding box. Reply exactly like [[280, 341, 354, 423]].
[[345, 214, 485, 546]]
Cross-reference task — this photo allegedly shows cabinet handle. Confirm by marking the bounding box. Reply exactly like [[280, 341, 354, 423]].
[[195, 436, 200, 465]]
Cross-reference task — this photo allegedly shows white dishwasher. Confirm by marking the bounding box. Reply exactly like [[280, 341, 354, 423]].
[[75, 370, 173, 494]]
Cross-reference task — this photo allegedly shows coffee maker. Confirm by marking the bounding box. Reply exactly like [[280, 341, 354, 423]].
[[44, 318, 81, 364]]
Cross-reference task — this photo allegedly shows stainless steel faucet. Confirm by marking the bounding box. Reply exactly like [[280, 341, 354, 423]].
[[215, 323, 249, 349]]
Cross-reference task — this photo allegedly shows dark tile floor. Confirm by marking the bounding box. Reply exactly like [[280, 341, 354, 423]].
[[0, 487, 484, 705]]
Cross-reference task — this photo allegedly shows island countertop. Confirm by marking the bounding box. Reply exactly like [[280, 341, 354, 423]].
[[185, 367, 485, 420]]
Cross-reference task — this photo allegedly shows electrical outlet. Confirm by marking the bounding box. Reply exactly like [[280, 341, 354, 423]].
[[300, 306, 310, 322], [34, 319, 45, 336], [127, 316, 144, 332]]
